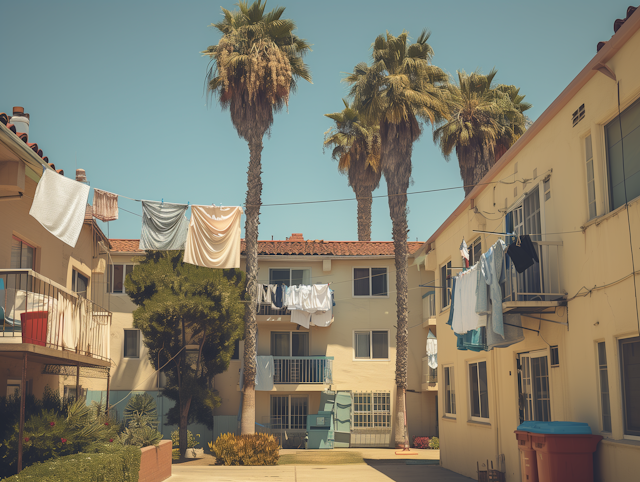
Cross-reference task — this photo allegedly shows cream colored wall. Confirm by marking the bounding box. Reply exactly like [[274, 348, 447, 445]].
[[430, 28, 640, 482]]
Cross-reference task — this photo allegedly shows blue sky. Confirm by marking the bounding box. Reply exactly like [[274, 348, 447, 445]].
[[0, 0, 631, 242]]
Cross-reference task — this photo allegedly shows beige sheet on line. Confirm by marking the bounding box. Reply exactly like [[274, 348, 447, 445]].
[[184, 206, 243, 269]]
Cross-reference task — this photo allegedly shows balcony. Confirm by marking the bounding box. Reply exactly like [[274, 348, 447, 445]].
[[273, 356, 333, 385], [501, 240, 566, 314], [421, 356, 437, 391], [256, 303, 291, 322], [0, 269, 111, 367], [422, 291, 436, 327]]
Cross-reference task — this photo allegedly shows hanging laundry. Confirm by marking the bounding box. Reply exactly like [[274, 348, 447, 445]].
[[446, 277, 457, 328], [506, 235, 539, 273], [139, 201, 189, 250], [426, 330, 438, 369], [487, 313, 524, 350], [475, 263, 489, 316], [311, 289, 334, 327], [184, 205, 243, 269], [460, 237, 469, 267], [92, 189, 118, 222], [291, 309, 311, 328], [460, 327, 487, 352], [479, 240, 507, 338], [275, 284, 285, 308], [451, 264, 486, 334], [29, 169, 90, 247]]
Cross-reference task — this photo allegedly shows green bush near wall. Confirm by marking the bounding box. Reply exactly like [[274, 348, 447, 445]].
[[2, 444, 141, 482]]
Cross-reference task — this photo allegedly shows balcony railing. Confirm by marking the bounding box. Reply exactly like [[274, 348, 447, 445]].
[[502, 240, 564, 303], [0, 270, 111, 362], [422, 292, 436, 319], [273, 356, 333, 384], [422, 357, 437, 385], [257, 303, 290, 316]]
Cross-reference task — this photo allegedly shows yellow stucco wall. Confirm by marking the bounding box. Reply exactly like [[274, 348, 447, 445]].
[[428, 25, 640, 482]]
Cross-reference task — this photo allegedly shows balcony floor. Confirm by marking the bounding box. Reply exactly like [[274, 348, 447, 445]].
[[0, 343, 111, 368], [502, 300, 566, 314]]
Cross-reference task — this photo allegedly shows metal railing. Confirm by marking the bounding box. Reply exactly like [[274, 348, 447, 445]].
[[256, 416, 307, 449], [0, 270, 111, 362], [273, 356, 333, 384], [422, 292, 436, 319], [257, 303, 290, 316], [422, 357, 437, 384], [502, 240, 564, 302]]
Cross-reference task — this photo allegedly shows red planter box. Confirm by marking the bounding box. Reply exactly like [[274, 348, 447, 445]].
[[139, 440, 172, 482], [20, 311, 48, 346]]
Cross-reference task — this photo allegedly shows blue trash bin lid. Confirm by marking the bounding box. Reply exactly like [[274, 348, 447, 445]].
[[516, 421, 592, 435]]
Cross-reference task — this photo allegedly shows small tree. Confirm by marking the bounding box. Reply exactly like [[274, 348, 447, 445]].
[[125, 251, 245, 458]]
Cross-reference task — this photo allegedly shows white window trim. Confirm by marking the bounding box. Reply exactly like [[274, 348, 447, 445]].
[[619, 335, 640, 440], [440, 260, 452, 312], [110, 263, 135, 294], [351, 391, 391, 429], [443, 365, 456, 418], [267, 267, 312, 286], [123, 329, 140, 358], [469, 360, 490, 423], [71, 269, 90, 294], [352, 329, 390, 361], [270, 330, 310, 357], [352, 267, 389, 298]]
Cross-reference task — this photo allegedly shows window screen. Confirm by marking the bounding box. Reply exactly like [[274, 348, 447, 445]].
[[470, 361, 489, 420], [371, 268, 387, 296], [371, 331, 388, 359], [597, 342, 611, 432], [355, 332, 370, 358], [113, 265, 124, 293], [353, 268, 370, 296], [11, 236, 35, 270], [620, 337, 640, 436]]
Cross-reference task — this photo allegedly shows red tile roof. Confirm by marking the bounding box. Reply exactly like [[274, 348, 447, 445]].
[[110, 239, 144, 253], [109, 237, 423, 257], [0, 111, 63, 175], [598, 5, 637, 51]]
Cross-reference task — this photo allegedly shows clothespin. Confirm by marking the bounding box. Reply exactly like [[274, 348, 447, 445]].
[[161, 198, 164, 207]]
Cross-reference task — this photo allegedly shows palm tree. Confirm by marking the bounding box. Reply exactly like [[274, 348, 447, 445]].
[[324, 99, 382, 241], [346, 31, 449, 447], [202, 0, 311, 434], [433, 70, 531, 196]]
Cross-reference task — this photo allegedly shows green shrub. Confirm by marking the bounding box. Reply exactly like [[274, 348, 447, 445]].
[[2, 445, 141, 482], [209, 433, 279, 466], [428, 436, 440, 449], [123, 394, 158, 429], [171, 429, 200, 449], [117, 415, 162, 448]]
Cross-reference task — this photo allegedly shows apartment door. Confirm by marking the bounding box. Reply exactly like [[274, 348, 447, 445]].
[[518, 350, 551, 423]]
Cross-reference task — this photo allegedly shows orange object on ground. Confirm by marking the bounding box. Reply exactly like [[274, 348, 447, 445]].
[[531, 433, 603, 482], [20, 311, 48, 346], [515, 431, 539, 482]]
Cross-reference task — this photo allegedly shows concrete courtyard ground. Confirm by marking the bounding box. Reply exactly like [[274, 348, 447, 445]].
[[167, 449, 475, 482]]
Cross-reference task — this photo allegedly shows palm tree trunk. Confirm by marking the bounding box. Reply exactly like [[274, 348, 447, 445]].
[[241, 136, 263, 435], [355, 187, 373, 241], [461, 144, 491, 197], [386, 171, 410, 449]]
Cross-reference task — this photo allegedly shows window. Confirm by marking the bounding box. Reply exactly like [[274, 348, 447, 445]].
[[72, 269, 89, 295], [606, 96, 640, 211], [109, 264, 134, 293], [518, 352, 550, 423], [6, 379, 21, 398], [123, 329, 140, 358], [597, 342, 612, 432], [585, 135, 596, 219], [550, 346, 559, 366], [469, 361, 489, 421], [64, 386, 86, 400], [353, 268, 388, 297], [354, 330, 388, 360], [620, 336, 640, 437], [544, 178, 551, 202], [270, 395, 308, 430], [352, 392, 391, 428], [444, 366, 456, 416], [269, 268, 310, 286], [440, 261, 452, 310], [10, 236, 35, 269], [468, 238, 482, 266], [270, 331, 309, 357], [231, 339, 240, 360]]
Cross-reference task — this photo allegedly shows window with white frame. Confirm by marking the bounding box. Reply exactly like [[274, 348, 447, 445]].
[[10, 236, 35, 270], [469, 361, 489, 421], [72, 269, 89, 295], [620, 336, 640, 437], [352, 391, 391, 428], [123, 329, 140, 358], [468, 238, 482, 266], [597, 342, 612, 432], [269, 268, 310, 286], [444, 366, 456, 416], [270, 331, 309, 356], [353, 268, 388, 296], [585, 135, 597, 219], [354, 330, 388, 359], [110, 264, 134, 293], [440, 261, 452, 310], [270, 395, 308, 430]]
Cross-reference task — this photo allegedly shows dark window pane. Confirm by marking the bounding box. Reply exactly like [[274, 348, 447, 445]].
[[621, 338, 640, 435], [371, 268, 387, 296], [113, 265, 124, 293], [470, 364, 480, 417], [291, 269, 307, 286], [355, 332, 370, 358], [74, 271, 88, 294], [479, 361, 489, 419], [124, 330, 139, 358], [231, 339, 240, 360], [372, 331, 388, 359], [607, 98, 640, 210], [271, 332, 290, 357], [354, 269, 370, 296], [270, 269, 290, 286], [292, 332, 309, 356]]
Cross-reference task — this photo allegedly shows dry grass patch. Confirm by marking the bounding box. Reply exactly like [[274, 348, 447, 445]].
[[278, 451, 365, 465]]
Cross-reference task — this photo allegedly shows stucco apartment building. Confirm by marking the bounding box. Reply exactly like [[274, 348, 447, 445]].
[[0, 108, 112, 406], [413, 6, 640, 481], [101, 234, 439, 447]]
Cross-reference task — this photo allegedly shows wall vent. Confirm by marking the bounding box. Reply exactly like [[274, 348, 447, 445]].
[[572, 104, 585, 127]]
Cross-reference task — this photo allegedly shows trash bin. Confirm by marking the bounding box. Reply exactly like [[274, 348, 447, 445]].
[[515, 430, 538, 482], [518, 421, 602, 482], [20, 311, 49, 346]]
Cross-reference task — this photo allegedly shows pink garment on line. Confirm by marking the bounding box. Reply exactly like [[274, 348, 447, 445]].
[[93, 189, 118, 222]]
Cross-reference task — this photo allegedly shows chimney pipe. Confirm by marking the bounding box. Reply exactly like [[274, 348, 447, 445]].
[[10, 106, 30, 136], [76, 169, 88, 183]]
